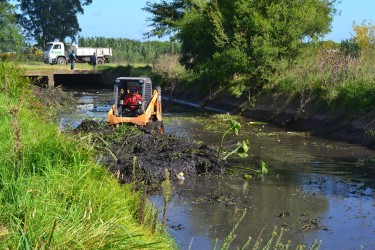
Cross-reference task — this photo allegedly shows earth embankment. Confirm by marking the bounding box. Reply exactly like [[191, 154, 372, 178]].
[[168, 85, 375, 150]]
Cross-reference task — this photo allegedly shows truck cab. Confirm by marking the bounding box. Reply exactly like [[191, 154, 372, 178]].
[[43, 42, 66, 65]]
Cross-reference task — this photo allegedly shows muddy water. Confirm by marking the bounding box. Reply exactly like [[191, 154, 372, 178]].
[[59, 88, 375, 250]]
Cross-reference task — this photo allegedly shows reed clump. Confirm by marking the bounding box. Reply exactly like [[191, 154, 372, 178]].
[[161, 168, 172, 230], [216, 209, 321, 250]]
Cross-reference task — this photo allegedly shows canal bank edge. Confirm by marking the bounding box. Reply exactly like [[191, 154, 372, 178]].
[[167, 85, 375, 150]]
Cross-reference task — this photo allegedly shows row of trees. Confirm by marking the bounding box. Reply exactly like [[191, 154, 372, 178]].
[[78, 37, 181, 64]]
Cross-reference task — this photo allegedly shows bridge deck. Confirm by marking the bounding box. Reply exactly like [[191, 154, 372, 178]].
[[25, 70, 103, 87]]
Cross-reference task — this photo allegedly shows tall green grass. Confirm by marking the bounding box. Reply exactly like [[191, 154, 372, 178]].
[[0, 62, 175, 249], [269, 46, 375, 110]]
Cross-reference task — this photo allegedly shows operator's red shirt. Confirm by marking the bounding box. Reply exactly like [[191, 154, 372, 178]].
[[123, 93, 142, 109]]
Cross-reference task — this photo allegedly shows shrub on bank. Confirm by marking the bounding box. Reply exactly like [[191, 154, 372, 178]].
[[0, 62, 175, 248]]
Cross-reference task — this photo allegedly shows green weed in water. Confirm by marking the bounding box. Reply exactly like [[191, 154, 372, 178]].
[[216, 209, 321, 250], [161, 168, 172, 230], [217, 118, 249, 160]]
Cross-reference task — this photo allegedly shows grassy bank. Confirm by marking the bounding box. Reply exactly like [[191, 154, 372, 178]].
[[0, 62, 175, 248], [267, 47, 375, 111]]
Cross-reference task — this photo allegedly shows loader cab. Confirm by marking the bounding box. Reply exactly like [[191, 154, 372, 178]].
[[113, 77, 153, 117]]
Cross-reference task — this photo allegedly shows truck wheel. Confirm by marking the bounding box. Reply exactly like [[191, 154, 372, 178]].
[[97, 58, 105, 64], [57, 57, 66, 65]]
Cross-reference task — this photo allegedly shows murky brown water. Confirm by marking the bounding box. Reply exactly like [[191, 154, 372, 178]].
[[60, 87, 375, 250]]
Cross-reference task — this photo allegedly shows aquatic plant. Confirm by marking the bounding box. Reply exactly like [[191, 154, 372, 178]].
[[219, 209, 248, 250], [222, 139, 250, 160], [229, 160, 269, 178], [161, 168, 172, 229], [216, 209, 321, 250], [217, 118, 249, 160]]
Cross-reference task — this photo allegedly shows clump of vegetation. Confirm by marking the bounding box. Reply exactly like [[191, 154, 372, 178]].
[[216, 209, 321, 250], [152, 53, 190, 97], [269, 21, 375, 111]]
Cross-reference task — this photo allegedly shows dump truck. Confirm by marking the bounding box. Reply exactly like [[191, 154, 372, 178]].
[[43, 41, 112, 65], [107, 77, 164, 135]]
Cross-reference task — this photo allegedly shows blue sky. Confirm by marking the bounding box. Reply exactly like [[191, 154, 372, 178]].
[[78, 0, 375, 42]]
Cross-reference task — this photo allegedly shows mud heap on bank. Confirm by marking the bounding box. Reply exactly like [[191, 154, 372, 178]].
[[74, 120, 226, 185]]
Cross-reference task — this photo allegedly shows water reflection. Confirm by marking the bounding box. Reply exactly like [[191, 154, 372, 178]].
[[150, 175, 328, 249], [58, 88, 113, 130]]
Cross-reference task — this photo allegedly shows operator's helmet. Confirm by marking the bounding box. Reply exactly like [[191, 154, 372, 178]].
[[130, 87, 137, 93]]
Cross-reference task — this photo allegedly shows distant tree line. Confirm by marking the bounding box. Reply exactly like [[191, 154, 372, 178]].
[[78, 37, 181, 64]]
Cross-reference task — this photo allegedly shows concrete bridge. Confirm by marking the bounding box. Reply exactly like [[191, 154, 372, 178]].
[[24, 69, 105, 87]]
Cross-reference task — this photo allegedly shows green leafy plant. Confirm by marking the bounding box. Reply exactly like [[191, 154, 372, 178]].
[[222, 139, 250, 160], [217, 118, 249, 160]]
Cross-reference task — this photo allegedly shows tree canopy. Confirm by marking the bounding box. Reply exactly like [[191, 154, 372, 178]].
[[0, 1, 24, 52], [15, 0, 92, 48], [143, 0, 196, 38], [145, 0, 338, 97]]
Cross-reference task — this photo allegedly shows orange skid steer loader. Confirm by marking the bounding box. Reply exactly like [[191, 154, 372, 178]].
[[107, 77, 164, 135]]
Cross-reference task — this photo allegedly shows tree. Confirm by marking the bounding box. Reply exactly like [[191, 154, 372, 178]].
[[0, 1, 24, 53], [145, 0, 338, 97], [352, 20, 375, 51], [16, 0, 92, 48], [143, 0, 196, 38]]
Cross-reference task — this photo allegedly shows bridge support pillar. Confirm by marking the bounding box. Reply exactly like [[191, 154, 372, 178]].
[[47, 74, 54, 87]]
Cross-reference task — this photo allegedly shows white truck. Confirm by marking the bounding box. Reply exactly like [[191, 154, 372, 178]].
[[43, 41, 112, 65]]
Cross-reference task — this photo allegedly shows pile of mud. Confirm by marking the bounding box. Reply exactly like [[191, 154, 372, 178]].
[[74, 120, 226, 185]]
